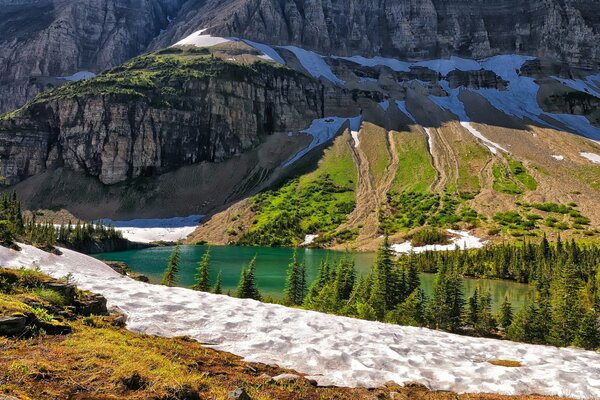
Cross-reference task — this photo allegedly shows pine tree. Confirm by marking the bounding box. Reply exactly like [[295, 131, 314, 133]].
[[192, 249, 211, 291], [213, 270, 223, 294], [386, 288, 427, 326], [161, 245, 181, 287], [475, 290, 496, 335], [573, 309, 600, 350], [466, 287, 480, 327], [498, 296, 513, 329], [549, 261, 583, 346], [284, 250, 306, 305], [369, 236, 398, 319], [236, 256, 261, 301], [304, 259, 331, 308]]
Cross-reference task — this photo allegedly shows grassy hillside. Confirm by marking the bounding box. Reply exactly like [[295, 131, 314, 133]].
[[237, 132, 358, 247], [389, 129, 437, 193]]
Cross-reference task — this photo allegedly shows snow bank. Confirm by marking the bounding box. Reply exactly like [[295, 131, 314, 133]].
[[173, 30, 284, 64], [174, 29, 231, 47], [415, 57, 481, 76], [102, 215, 203, 243], [391, 230, 485, 254], [59, 71, 96, 81], [581, 152, 600, 164], [379, 100, 390, 111], [284, 116, 361, 167], [281, 46, 344, 85], [1, 243, 600, 398]]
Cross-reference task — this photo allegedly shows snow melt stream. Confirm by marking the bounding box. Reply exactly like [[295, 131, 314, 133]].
[[1, 244, 599, 398]]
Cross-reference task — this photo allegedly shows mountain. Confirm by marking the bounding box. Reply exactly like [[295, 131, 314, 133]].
[[0, 3, 599, 249], [3, 0, 600, 113]]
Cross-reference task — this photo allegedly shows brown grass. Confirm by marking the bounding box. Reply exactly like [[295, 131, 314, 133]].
[[489, 359, 523, 368]]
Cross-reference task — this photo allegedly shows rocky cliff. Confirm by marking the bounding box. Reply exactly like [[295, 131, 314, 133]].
[[0, 48, 357, 185], [3, 0, 600, 113], [154, 0, 600, 67]]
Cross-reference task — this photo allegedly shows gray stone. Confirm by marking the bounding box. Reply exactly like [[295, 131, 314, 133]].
[[229, 388, 251, 400], [0, 315, 28, 336]]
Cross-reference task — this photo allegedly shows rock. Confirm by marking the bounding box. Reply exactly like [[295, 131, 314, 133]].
[[122, 372, 148, 390], [258, 373, 272, 382], [74, 294, 108, 316], [0, 395, 21, 400], [403, 381, 429, 390], [0, 315, 28, 336], [229, 387, 251, 400], [45, 282, 76, 302]]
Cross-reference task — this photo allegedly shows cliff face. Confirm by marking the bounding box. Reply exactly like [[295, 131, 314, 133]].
[[0, 52, 354, 185], [154, 0, 600, 66], [2, 0, 600, 113], [0, 0, 184, 112]]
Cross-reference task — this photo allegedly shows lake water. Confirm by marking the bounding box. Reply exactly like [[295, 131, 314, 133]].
[[95, 245, 534, 311]]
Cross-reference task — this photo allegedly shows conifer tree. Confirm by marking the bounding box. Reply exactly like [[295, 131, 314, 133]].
[[161, 244, 181, 287], [305, 259, 330, 307], [192, 249, 211, 291], [213, 270, 223, 295], [236, 256, 261, 301], [549, 261, 583, 346], [573, 309, 600, 350], [369, 236, 398, 318], [386, 288, 427, 326], [475, 290, 496, 335], [284, 250, 307, 305], [498, 296, 513, 329], [466, 287, 480, 327]]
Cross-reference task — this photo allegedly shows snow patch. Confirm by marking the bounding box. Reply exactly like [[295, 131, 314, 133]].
[[580, 152, 600, 164], [300, 234, 319, 246], [102, 215, 203, 243], [281, 46, 344, 85], [174, 29, 231, 47], [391, 230, 485, 254], [415, 57, 482, 76], [395, 100, 417, 123], [379, 100, 390, 111], [284, 116, 361, 167], [59, 71, 96, 81], [335, 55, 411, 72], [350, 130, 361, 148], [551, 155, 565, 161], [2, 243, 600, 398], [460, 122, 509, 154], [241, 39, 285, 64]]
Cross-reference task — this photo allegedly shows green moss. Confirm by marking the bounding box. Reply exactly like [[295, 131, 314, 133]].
[[492, 158, 537, 195]]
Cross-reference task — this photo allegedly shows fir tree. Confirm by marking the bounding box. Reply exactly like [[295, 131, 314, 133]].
[[284, 250, 306, 305], [498, 296, 513, 329], [236, 256, 261, 301], [386, 288, 427, 326], [161, 245, 181, 287], [475, 290, 496, 335], [213, 270, 223, 295], [192, 249, 211, 291], [549, 261, 583, 346], [573, 309, 600, 350], [466, 287, 480, 327]]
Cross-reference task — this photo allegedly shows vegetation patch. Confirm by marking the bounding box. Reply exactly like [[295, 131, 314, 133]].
[[488, 359, 522, 368], [408, 227, 450, 247], [238, 134, 357, 247]]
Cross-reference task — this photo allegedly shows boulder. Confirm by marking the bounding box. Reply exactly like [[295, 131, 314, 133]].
[[0, 315, 28, 336]]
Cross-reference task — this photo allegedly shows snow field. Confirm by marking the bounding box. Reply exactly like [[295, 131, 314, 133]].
[[102, 215, 203, 243], [1, 244, 600, 398], [391, 230, 485, 254]]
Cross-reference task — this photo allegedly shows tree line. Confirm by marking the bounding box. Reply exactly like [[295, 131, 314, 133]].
[[161, 236, 600, 351], [0, 192, 123, 251]]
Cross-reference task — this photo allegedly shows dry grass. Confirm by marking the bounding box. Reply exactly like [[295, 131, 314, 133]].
[[489, 359, 523, 368]]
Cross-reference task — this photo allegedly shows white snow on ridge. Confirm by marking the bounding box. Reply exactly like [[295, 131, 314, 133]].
[[102, 215, 203, 243], [395, 100, 417, 123], [172, 30, 284, 64], [581, 152, 600, 164], [281, 45, 345, 85], [336, 55, 411, 72], [2, 243, 600, 398], [59, 71, 96, 81], [415, 57, 482, 76], [284, 116, 362, 167], [391, 230, 485, 254]]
